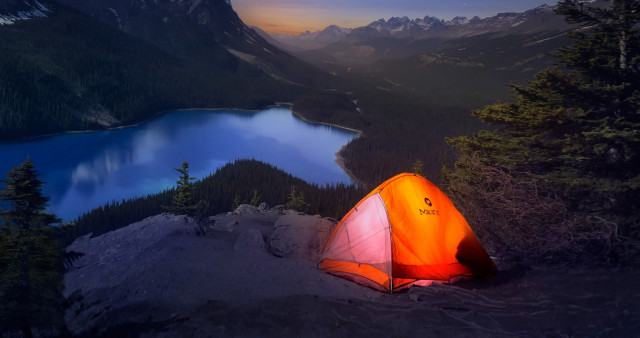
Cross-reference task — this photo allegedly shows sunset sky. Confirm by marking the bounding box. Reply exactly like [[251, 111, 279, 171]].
[[231, 0, 559, 34]]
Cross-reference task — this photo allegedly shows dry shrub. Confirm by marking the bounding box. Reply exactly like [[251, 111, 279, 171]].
[[443, 156, 618, 265]]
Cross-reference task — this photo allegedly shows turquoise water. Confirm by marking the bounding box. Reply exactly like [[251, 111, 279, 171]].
[[0, 107, 358, 220]]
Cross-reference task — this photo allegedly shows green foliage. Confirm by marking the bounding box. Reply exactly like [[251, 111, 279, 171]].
[[0, 227, 65, 336], [285, 186, 310, 212], [163, 162, 201, 216], [0, 157, 59, 229], [250, 189, 261, 206], [412, 159, 424, 176], [0, 161, 64, 336], [444, 0, 640, 264], [232, 193, 242, 210]]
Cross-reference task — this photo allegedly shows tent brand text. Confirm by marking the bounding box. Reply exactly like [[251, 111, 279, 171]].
[[418, 209, 440, 216]]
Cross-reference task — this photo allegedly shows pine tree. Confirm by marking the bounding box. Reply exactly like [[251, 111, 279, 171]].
[[163, 161, 200, 216], [232, 192, 242, 210], [0, 157, 59, 229], [0, 158, 64, 336], [412, 159, 424, 175], [444, 0, 640, 262], [285, 186, 309, 212], [250, 189, 261, 206]]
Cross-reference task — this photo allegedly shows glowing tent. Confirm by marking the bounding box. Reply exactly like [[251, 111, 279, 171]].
[[319, 173, 496, 292]]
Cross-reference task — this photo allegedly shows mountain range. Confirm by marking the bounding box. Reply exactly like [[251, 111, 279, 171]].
[[262, 4, 570, 52], [1, 0, 593, 185]]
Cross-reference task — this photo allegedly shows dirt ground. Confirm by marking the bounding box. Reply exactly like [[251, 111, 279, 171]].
[[64, 211, 640, 337]]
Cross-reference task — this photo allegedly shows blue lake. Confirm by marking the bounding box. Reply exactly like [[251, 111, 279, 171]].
[[0, 107, 358, 221]]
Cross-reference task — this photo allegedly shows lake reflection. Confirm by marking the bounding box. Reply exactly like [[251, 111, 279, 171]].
[[0, 108, 357, 220]]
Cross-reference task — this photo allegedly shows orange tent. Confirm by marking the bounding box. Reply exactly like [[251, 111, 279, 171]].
[[319, 173, 496, 292]]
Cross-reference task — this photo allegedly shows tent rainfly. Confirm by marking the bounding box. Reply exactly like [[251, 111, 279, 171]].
[[319, 173, 496, 292]]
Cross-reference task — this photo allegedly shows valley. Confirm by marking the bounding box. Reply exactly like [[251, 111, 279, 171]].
[[0, 0, 581, 190], [2, 0, 639, 336]]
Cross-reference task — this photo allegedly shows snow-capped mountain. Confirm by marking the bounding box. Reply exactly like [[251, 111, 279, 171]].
[[0, 0, 52, 25], [268, 4, 567, 51]]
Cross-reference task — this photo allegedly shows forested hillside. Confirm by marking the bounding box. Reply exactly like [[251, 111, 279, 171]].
[[0, 5, 312, 141], [289, 11, 576, 187], [61, 160, 365, 245]]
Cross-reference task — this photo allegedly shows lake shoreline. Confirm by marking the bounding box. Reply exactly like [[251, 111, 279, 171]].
[[1, 106, 362, 220], [0, 106, 265, 145], [2, 104, 366, 188], [289, 108, 366, 188]]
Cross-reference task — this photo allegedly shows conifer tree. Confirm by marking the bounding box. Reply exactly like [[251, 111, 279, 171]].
[[0, 158, 64, 336], [412, 159, 424, 175], [285, 186, 309, 212], [444, 0, 640, 261], [250, 189, 261, 206], [163, 161, 200, 216], [0, 157, 59, 229]]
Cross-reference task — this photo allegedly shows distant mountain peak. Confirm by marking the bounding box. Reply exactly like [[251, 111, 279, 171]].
[[266, 2, 572, 52], [446, 16, 469, 25]]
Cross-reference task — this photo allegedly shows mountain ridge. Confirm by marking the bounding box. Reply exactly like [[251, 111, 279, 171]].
[[0, 0, 339, 142], [262, 4, 571, 51]]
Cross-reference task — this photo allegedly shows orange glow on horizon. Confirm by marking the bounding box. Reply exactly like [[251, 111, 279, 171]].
[[233, 4, 367, 34]]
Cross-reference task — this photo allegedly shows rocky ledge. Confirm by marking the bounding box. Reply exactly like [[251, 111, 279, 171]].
[[64, 204, 639, 336]]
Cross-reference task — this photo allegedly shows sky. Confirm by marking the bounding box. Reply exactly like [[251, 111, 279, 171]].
[[231, 0, 560, 34]]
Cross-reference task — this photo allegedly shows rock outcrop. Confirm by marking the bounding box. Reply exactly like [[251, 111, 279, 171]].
[[62, 206, 640, 336], [269, 214, 335, 261], [63, 207, 359, 335]]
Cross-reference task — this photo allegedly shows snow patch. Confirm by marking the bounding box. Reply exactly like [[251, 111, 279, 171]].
[[107, 8, 122, 27], [0, 1, 52, 25]]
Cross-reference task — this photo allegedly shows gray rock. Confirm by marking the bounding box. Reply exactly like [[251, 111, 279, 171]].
[[268, 214, 337, 262], [271, 205, 286, 214], [234, 204, 258, 215], [257, 202, 269, 211], [233, 228, 267, 253], [212, 219, 239, 232]]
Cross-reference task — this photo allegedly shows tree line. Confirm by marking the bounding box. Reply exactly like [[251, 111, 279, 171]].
[[62, 159, 365, 246]]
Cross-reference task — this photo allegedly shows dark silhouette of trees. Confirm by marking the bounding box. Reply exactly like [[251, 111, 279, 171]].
[[63, 160, 365, 246], [443, 0, 640, 264], [0, 158, 64, 337]]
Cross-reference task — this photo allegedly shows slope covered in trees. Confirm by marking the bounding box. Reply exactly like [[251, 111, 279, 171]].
[[62, 160, 365, 245], [0, 159, 64, 336], [0, 4, 306, 141]]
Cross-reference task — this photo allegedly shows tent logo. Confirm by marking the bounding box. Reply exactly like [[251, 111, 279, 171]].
[[419, 197, 439, 216]]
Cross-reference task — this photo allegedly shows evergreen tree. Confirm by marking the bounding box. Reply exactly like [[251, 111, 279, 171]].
[[285, 186, 309, 212], [0, 159, 64, 336], [0, 157, 59, 229], [232, 192, 242, 210], [444, 0, 640, 262], [163, 161, 200, 216], [412, 159, 424, 175], [250, 189, 261, 206]]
